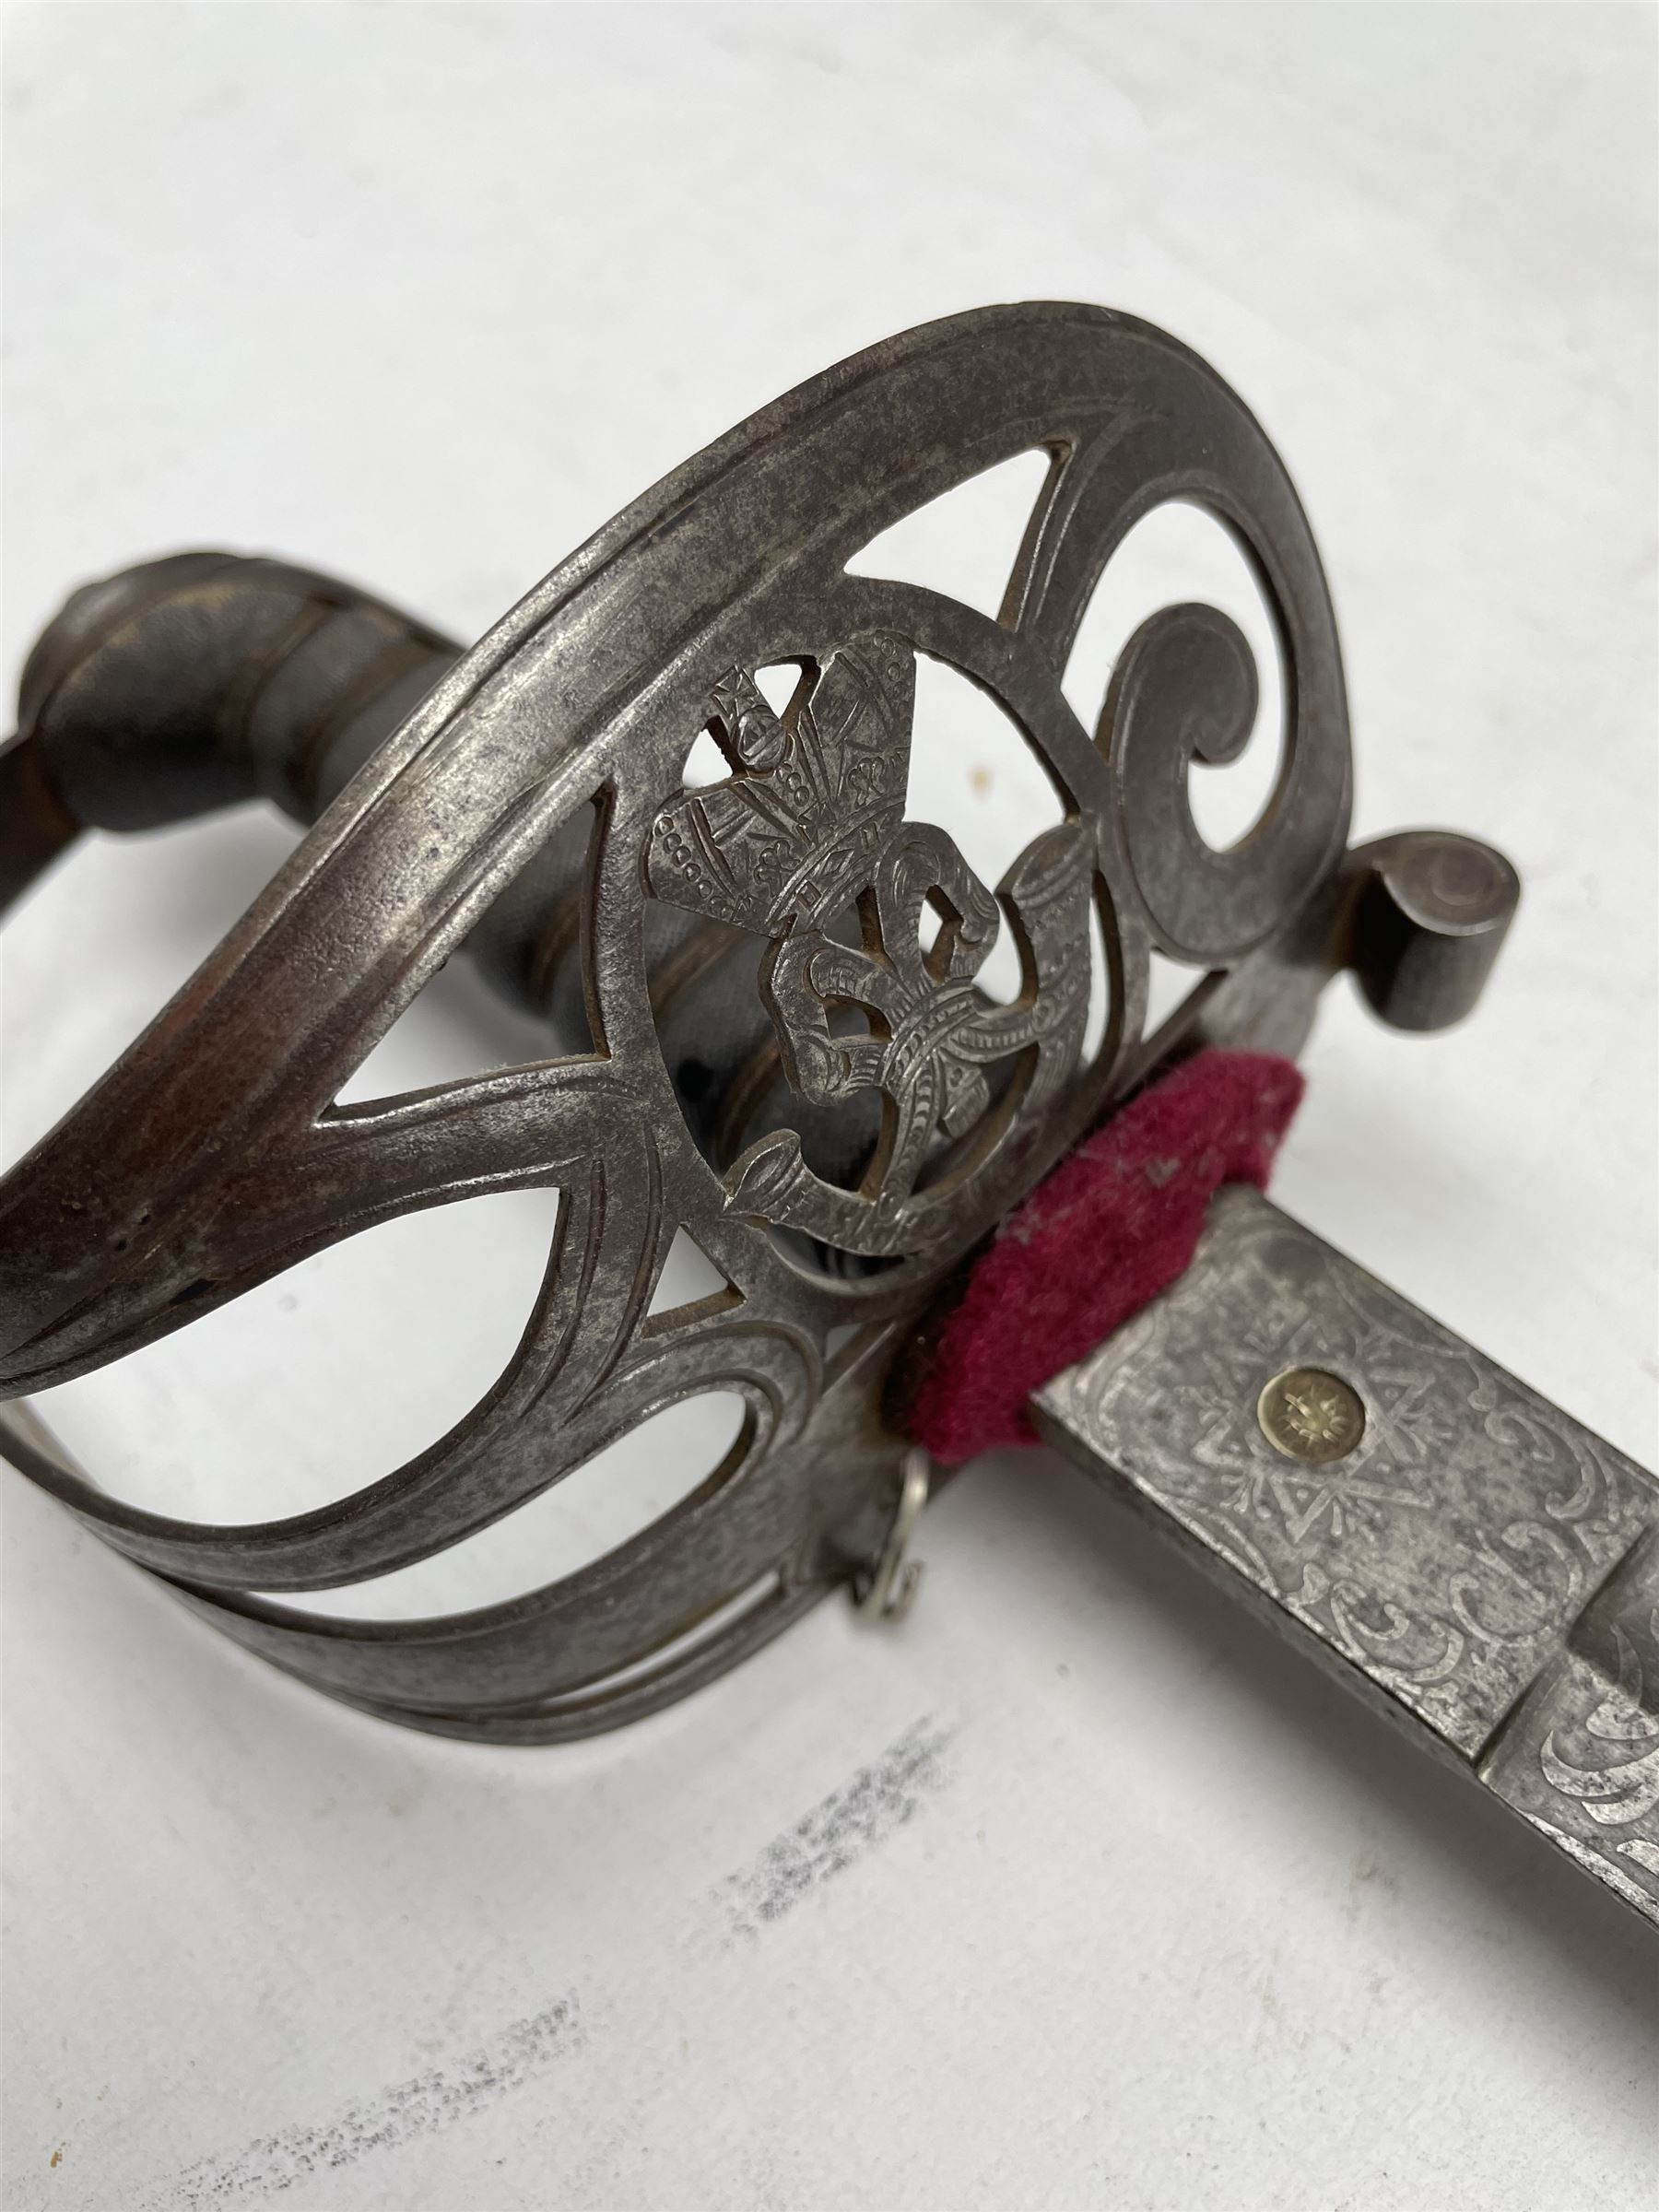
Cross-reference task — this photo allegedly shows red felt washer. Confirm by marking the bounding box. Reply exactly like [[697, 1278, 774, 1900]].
[[903, 1048, 1305, 1464]]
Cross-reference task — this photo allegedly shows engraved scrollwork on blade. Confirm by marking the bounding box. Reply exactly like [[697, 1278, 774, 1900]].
[[1478, 1534, 1659, 1912], [646, 633, 1094, 1258], [1537, 1623, 1659, 1830], [1040, 1192, 1657, 1757]]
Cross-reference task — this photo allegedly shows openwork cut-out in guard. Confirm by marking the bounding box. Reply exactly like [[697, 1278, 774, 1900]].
[[1, 304, 1653, 1927]]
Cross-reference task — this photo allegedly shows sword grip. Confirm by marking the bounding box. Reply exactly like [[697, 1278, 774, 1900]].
[[14, 550, 460, 842]]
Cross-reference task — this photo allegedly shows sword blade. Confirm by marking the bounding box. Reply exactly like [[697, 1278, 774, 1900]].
[[1031, 1185, 1659, 1925]]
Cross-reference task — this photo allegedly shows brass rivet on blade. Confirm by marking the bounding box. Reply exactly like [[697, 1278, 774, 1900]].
[[1257, 1367, 1366, 1464]]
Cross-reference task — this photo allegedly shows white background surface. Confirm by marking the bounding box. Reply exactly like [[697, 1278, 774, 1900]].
[[3, 6, 1656, 2208]]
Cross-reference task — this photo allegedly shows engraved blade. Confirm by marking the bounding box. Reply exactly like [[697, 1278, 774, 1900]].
[[1030, 1185, 1659, 1925]]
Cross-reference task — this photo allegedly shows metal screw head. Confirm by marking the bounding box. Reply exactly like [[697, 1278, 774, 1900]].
[[1257, 1367, 1366, 1464]]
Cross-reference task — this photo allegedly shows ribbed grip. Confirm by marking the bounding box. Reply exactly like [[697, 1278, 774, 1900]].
[[18, 549, 462, 837]]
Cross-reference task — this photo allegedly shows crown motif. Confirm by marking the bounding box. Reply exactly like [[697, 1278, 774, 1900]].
[[647, 633, 913, 935]]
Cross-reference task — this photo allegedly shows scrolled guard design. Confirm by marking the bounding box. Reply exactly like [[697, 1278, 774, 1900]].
[[0, 306, 1355, 1740]]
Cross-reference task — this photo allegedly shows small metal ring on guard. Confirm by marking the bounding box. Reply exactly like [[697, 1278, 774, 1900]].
[[853, 1449, 930, 1624]]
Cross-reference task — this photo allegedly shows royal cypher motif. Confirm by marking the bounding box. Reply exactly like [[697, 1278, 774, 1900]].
[[646, 633, 1094, 1257]]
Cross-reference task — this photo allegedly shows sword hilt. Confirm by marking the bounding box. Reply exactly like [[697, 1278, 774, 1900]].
[[0, 306, 1566, 1769], [3, 303, 1648, 1928]]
